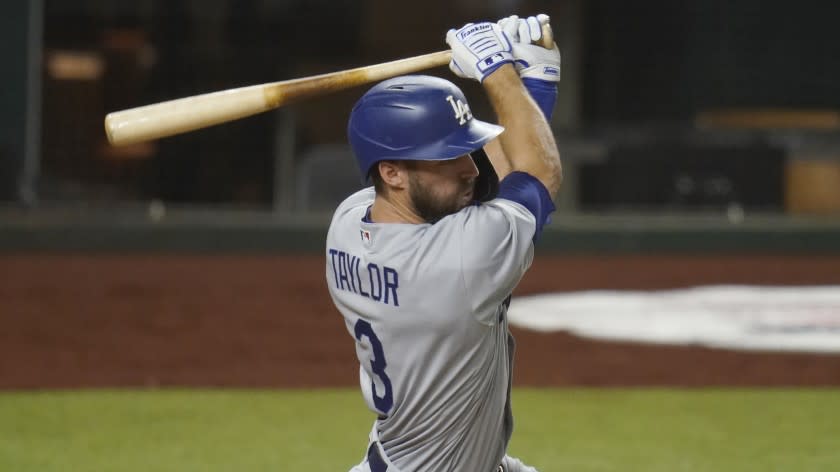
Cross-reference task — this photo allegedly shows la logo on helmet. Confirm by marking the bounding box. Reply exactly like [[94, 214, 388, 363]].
[[445, 95, 473, 125]]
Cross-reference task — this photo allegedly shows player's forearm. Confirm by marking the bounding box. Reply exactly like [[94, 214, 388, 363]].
[[482, 138, 513, 180], [483, 65, 562, 199]]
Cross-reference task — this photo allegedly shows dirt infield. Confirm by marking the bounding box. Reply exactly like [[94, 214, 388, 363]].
[[2, 254, 839, 389]]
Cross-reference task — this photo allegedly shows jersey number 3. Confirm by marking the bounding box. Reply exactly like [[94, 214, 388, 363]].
[[354, 319, 394, 414]]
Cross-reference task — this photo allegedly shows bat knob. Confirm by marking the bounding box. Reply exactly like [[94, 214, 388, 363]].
[[538, 23, 555, 49]]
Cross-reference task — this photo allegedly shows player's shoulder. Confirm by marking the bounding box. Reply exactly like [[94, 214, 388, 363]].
[[475, 197, 537, 219], [450, 171, 555, 240], [418, 198, 538, 255], [327, 187, 373, 241], [448, 198, 537, 228], [332, 187, 375, 218]]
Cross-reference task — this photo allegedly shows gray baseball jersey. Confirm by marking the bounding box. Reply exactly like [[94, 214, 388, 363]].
[[327, 174, 552, 472]]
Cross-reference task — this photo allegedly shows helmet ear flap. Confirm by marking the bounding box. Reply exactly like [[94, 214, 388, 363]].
[[471, 148, 499, 202]]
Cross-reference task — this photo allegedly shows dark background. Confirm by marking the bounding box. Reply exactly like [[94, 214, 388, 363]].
[[1, 0, 839, 217], [583, 0, 840, 122]]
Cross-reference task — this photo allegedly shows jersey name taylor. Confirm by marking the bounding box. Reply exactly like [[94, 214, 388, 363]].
[[328, 248, 400, 306]]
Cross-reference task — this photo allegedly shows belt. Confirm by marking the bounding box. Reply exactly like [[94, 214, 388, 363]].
[[367, 442, 506, 472]]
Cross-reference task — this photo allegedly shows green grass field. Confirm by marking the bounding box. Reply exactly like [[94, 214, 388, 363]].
[[1, 388, 838, 471]]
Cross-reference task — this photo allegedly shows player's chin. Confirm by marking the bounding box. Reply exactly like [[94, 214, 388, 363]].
[[459, 182, 475, 206], [461, 195, 474, 209], [431, 196, 470, 222]]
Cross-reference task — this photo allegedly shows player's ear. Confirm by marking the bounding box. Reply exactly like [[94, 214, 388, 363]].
[[378, 161, 408, 190]]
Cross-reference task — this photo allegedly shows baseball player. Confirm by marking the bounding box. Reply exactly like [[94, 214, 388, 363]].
[[326, 14, 562, 472]]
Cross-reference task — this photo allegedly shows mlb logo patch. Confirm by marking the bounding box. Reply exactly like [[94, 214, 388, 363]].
[[360, 229, 372, 244]]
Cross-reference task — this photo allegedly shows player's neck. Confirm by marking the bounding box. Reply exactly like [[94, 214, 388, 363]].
[[370, 193, 425, 224]]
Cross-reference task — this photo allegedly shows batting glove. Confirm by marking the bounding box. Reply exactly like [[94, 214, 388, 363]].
[[498, 14, 560, 119], [498, 14, 561, 83], [446, 22, 514, 82]]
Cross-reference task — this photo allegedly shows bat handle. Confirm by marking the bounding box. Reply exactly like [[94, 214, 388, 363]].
[[538, 23, 555, 49]]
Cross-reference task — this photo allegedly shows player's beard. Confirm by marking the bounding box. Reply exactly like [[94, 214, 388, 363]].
[[408, 174, 474, 224]]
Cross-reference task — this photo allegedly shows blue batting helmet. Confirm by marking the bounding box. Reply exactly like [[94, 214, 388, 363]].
[[348, 75, 504, 187]]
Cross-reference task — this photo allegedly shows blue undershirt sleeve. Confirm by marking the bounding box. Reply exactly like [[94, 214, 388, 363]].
[[496, 171, 556, 240], [522, 78, 558, 121]]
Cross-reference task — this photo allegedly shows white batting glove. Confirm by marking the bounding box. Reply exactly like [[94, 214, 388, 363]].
[[445, 22, 514, 82], [498, 14, 561, 82]]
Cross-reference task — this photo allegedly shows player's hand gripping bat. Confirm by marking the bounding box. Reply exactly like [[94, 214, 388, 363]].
[[105, 25, 552, 147]]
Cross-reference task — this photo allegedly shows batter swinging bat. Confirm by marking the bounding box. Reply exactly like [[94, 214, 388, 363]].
[[105, 50, 452, 146], [105, 25, 552, 147]]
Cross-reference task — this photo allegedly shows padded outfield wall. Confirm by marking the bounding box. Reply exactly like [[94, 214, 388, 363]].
[[2, 214, 839, 389]]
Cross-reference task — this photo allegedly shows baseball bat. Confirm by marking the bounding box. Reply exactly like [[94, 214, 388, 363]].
[[105, 50, 452, 146], [105, 24, 554, 147]]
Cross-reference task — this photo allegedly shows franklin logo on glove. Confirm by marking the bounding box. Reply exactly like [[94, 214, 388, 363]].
[[542, 66, 560, 76], [456, 23, 492, 41], [446, 22, 514, 82]]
